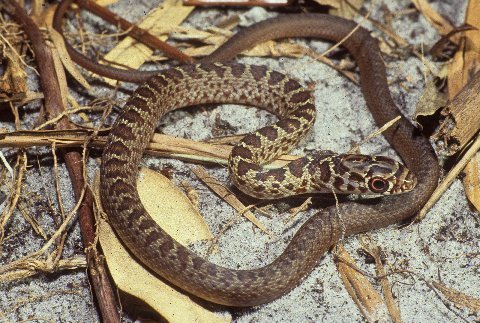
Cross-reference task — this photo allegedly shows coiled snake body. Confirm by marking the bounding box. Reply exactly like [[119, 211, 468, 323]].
[[100, 14, 439, 306]]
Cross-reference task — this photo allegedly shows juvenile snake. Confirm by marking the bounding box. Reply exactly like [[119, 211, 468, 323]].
[[97, 14, 440, 306]]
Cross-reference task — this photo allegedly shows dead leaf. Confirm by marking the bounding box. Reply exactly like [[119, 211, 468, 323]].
[[334, 245, 389, 321], [97, 169, 230, 322], [432, 281, 480, 313], [412, 0, 454, 35], [414, 79, 447, 120], [329, 0, 365, 20], [102, 0, 194, 85]]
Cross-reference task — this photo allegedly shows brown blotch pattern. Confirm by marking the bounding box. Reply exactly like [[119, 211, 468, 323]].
[[236, 159, 258, 177], [332, 158, 346, 176], [229, 63, 247, 78], [268, 70, 286, 85], [231, 146, 254, 160], [277, 119, 301, 133], [292, 105, 315, 122], [348, 172, 365, 183], [126, 207, 145, 229], [373, 155, 397, 165], [249, 65, 268, 81], [318, 161, 331, 183], [242, 134, 262, 148], [284, 79, 302, 92], [138, 218, 153, 232], [108, 179, 133, 197], [122, 108, 145, 125], [135, 86, 156, 100], [149, 75, 168, 87], [105, 140, 130, 157], [163, 68, 184, 79], [159, 238, 174, 257], [333, 177, 345, 189], [258, 126, 278, 141], [288, 159, 308, 178], [290, 91, 311, 103], [199, 63, 226, 78]]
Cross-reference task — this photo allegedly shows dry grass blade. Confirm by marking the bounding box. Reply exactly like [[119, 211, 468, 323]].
[[360, 236, 402, 323], [334, 244, 389, 322], [432, 281, 480, 313], [412, 0, 454, 35], [192, 166, 271, 235], [0, 154, 27, 243], [348, 116, 400, 154], [48, 25, 91, 90], [283, 197, 312, 224], [416, 131, 480, 221]]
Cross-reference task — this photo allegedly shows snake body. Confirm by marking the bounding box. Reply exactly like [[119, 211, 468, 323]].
[[100, 14, 439, 306]]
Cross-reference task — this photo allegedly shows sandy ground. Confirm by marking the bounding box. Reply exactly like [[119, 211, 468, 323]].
[[1, 0, 479, 322]]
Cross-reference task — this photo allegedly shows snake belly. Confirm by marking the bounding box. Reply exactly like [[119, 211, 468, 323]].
[[100, 14, 439, 307]]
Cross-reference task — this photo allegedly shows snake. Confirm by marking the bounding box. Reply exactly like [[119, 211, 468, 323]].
[[95, 14, 441, 307]]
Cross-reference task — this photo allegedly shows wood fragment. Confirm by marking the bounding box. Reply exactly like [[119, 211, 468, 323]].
[[434, 72, 480, 154], [443, 0, 480, 214]]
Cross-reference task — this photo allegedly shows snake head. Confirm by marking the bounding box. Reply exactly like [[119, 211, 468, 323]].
[[311, 154, 417, 195], [338, 154, 417, 195]]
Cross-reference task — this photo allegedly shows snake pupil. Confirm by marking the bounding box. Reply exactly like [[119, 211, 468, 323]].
[[369, 177, 388, 193]]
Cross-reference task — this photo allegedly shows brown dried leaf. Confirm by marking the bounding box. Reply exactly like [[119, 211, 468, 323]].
[[335, 245, 389, 321], [96, 0, 120, 5], [463, 155, 480, 211], [97, 169, 229, 321], [447, 0, 480, 96], [136, 167, 213, 244], [412, 0, 453, 35], [432, 281, 480, 313], [0, 44, 28, 99], [102, 0, 194, 85], [414, 79, 447, 120], [329, 0, 365, 20], [360, 237, 401, 322]]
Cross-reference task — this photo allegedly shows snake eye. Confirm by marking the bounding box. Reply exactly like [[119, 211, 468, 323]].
[[368, 177, 389, 193]]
